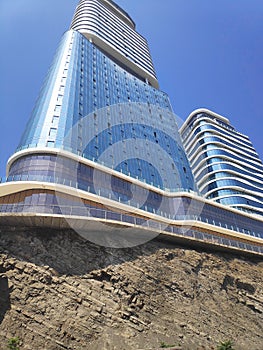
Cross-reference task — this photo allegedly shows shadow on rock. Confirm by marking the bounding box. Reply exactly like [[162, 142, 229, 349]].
[[0, 228, 168, 276], [0, 270, 11, 325], [0, 227, 253, 277]]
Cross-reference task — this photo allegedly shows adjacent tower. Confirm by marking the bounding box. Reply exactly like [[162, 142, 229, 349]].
[[180, 109, 263, 216]]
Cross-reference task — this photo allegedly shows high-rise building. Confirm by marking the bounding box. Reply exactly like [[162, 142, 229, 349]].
[[9, 0, 194, 194], [180, 109, 263, 216], [0, 0, 262, 255]]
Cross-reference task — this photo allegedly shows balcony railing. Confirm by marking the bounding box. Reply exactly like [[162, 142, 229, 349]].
[[0, 173, 262, 240]]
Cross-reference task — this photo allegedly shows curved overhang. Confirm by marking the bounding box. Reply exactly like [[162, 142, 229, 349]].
[[188, 142, 262, 168], [197, 169, 263, 189], [0, 180, 263, 256], [184, 130, 258, 157], [4, 146, 263, 223], [196, 163, 263, 184], [212, 192, 263, 206], [6, 147, 192, 197], [193, 157, 263, 180], [182, 118, 252, 154], [200, 179, 263, 198], [204, 183, 263, 199], [190, 151, 262, 175]]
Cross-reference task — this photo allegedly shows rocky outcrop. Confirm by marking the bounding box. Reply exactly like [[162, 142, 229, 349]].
[[0, 228, 262, 350]]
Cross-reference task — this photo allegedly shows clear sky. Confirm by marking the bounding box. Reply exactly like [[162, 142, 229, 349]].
[[0, 0, 262, 177]]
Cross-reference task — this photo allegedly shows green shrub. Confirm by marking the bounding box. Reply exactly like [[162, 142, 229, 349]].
[[217, 340, 235, 350], [7, 337, 20, 350], [160, 341, 176, 348]]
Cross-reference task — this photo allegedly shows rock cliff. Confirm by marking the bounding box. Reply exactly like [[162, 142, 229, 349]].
[[0, 228, 262, 350]]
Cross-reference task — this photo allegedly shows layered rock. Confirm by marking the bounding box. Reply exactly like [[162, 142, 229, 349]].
[[0, 228, 262, 350]]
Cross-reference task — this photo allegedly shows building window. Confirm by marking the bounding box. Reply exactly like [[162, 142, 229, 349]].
[[49, 128, 57, 139], [52, 116, 59, 125], [57, 95, 63, 104], [47, 141, 55, 148], [54, 105, 61, 113]]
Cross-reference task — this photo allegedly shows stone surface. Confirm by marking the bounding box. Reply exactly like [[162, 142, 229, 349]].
[[0, 228, 262, 350]]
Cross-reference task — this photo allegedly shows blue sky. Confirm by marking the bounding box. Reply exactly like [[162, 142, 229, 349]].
[[0, 0, 262, 177]]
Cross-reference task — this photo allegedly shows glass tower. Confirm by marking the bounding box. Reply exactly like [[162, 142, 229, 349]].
[[0, 0, 262, 254], [9, 0, 194, 194], [180, 109, 263, 216]]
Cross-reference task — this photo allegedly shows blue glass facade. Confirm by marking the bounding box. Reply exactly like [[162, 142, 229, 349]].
[[15, 30, 195, 192]]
